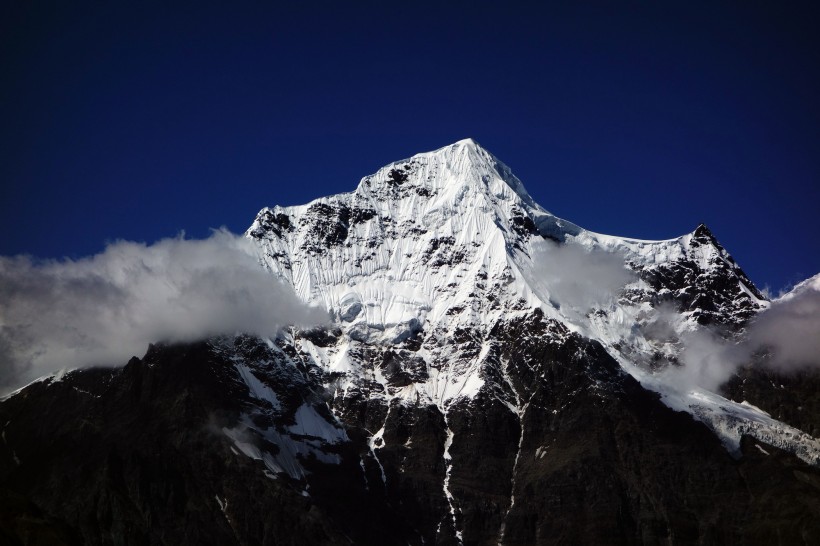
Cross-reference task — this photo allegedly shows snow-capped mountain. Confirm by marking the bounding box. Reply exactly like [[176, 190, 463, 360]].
[[245, 138, 815, 464], [1, 139, 819, 545]]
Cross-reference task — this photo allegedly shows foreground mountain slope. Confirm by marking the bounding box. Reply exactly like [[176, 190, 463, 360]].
[[3, 329, 819, 545], [1, 139, 819, 545]]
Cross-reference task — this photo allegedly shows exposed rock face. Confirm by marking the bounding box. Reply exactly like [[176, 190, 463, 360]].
[[722, 366, 820, 438], [3, 325, 819, 545], [633, 224, 765, 328], [1, 139, 818, 544], [0, 345, 346, 545]]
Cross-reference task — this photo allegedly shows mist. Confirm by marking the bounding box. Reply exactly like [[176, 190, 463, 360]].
[[744, 274, 820, 371], [657, 273, 820, 392], [530, 241, 820, 393], [0, 230, 328, 393], [532, 240, 636, 315], [658, 327, 744, 392]]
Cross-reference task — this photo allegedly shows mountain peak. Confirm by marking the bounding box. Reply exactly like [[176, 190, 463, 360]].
[[355, 139, 537, 210], [423, 137, 484, 156], [7, 140, 819, 546], [445, 136, 481, 148], [689, 222, 722, 250], [693, 223, 713, 237], [424, 137, 497, 169]]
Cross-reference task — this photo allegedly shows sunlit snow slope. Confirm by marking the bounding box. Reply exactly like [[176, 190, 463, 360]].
[[246, 138, 817, 464]]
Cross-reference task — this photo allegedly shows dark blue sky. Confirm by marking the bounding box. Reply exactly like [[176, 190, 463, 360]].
[[2, 1, 818, 292]]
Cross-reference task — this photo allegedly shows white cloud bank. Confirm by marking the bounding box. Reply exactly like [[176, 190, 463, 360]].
[[662, 327, 744, 392], [532, 240, 636, 316], [531, 241, 820, 392], [0, 230, 328, 392], [745, 273, 820, 371], [659, 273, 820, 391]]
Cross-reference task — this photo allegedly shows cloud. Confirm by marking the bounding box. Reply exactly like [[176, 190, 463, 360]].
[[0, 230, 328, 392], [532, 240, 636, 315], [744, 274, 820, 372], [653, 273, 820, 392], [660, 328, 743, 391], [529, 240, 818, 393]]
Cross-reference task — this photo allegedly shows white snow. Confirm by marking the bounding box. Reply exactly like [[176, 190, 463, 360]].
[[440, 416, 462, 543], [223, 411, 345, 482], [244, 138, 819, 467], [235, 363, 281, 411], [287, 404, 349, 444], [368, 409, 389, 485], [359, 457, 369, 490], [629, 371, 820, 465]]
